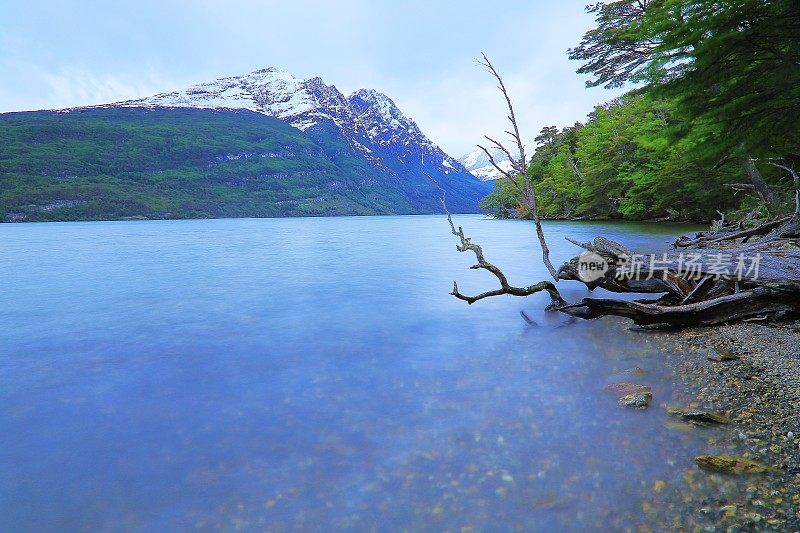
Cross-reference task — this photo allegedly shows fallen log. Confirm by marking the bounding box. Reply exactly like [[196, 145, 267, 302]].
[[559, 244, 800, 294], [558, 288, 797, 326], [446, 199, 800, 326], [674, 217, 790, 247], [556, 216, 800, 325]]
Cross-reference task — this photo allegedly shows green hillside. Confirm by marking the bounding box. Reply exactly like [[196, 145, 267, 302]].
[[0, 108, 423, 221]]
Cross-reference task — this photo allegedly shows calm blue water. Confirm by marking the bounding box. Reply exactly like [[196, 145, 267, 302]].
[[1, 215, 718, 531]]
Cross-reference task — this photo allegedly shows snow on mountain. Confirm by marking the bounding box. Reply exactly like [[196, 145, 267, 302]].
[[458, 147, 516, 181], [104, 68, 323, 130], [82, 67, 477, 185], [348, 89, 431, 148], [346, 88, 465, 175]]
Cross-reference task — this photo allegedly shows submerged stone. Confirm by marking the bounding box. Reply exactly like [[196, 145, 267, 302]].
[[618, 391, 652, 409], [664, 420, 696, 433], [666, 407, 731, 426], [604, 382, 652, 397], [695, 455, 779, 475], [609, 367, 647, 382], [708, 344, 740, 362]]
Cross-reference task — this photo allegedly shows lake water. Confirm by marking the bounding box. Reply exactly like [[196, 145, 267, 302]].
[[1, 215, 722, 531]]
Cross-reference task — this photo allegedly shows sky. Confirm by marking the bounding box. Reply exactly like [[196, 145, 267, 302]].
[[0, 0, 625, 156]]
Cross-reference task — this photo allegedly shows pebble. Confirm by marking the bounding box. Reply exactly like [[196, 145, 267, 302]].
[[655, 320, 800, 530]]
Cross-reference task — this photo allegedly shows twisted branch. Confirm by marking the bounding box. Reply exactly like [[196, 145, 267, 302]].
[[768, 161, 800, 218], [442, 198, 566, 309], [476, 143, 515, 181]]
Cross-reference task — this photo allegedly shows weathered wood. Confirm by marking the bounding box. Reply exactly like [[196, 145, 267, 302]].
[[555, 221, 800, 325], [476, 54, 558, 280], [674, 218, 789, 247], [743, 158, 777, 209], [681, 276, 714, 304], [559, 288, 797, 326], [440, 197, 566, 309]]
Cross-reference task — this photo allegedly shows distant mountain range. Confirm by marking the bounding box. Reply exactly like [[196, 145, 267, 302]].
[[458, 147, 514, 181], [0, 67, 489, 222]]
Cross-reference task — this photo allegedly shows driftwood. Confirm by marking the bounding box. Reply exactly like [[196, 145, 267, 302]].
[[552, 158, 800, 326], [442, 198, 566, 309], [673, 217, 790, 248], [559, 288, 797, 327], [556, 216, 800, 326], [447, 206, 800, 326]]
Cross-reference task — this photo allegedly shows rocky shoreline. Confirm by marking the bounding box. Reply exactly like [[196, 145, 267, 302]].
[[653, 320, 800, 531]]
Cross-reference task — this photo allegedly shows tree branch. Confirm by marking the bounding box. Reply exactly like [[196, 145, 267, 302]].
[[478, 53, 558, 279], [768, 161, 800, 218], [443, 203, 565, 308], [430, 173, 566, 309], [483, 135, 523, 173], [476, 143, 515, 180]]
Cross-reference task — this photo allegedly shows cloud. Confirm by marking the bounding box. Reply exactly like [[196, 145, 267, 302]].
[[0, 55, 175, 113], [0, 1, 625, 156], [40, 68, 172, 109]]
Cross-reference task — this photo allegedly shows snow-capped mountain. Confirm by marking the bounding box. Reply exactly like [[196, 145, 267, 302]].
[[102, 67, 469, 181], [46, 67, 490, 216], [348, 89, 434, 149], [458, 147, 516, 181], [110, 68, 323, 129]]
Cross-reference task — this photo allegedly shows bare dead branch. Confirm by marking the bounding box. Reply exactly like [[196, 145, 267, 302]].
[[559, 288, 795, 327], [568, 157, 583, 181], [479, 54, 526, 165], [565, 236, 593, 251], [723, 183, 756, 191], [681, 276, 714, 305], [429, 173, 566, 309], [483, 135, 523, 173], [673, 217, 790, 247], [478, 53, 558, 279], [743, 158, 777, 209], [768, 161, 800, 217], [476, 144, 515, 180], [441, 197, 565, 308]]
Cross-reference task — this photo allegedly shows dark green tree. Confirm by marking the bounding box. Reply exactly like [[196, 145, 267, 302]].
[[569, 0, 800, 211]]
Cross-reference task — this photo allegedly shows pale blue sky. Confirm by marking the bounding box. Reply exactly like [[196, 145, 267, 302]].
[[0, 0, 624, 155]]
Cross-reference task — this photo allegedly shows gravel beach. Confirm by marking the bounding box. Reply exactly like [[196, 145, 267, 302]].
[[653, 320, 800, 532]]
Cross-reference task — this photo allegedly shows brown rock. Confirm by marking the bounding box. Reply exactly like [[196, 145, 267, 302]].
[[604, 382, 652, 397], [666, 407, 731, 426], [695, 455, 779, 475], [618, 391, 652, 409]]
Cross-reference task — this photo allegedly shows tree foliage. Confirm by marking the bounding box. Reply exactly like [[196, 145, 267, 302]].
[[570, 0, 800, 156], [484, 0, 799, 222], [483, 92, 754, 221]]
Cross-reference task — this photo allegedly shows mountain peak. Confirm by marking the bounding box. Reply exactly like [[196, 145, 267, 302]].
[[350, 88, 395, 109], [348, 88, 430, 149], [65, 66, 483, 191], [459, 147, 515, 181], [349, 89, 403, 122]]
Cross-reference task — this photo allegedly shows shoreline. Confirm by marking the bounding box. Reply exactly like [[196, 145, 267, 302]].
[[495, 214, 713, 224], [653, 320, 800, 530], [0, 213, 712, 224]]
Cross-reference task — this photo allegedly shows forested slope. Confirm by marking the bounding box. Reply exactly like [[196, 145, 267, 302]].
[[482, 0, 799, 223]]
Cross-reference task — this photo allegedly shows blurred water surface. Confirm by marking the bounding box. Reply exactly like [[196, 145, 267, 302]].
[[1, 215, 715, 531]]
